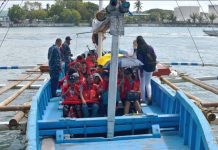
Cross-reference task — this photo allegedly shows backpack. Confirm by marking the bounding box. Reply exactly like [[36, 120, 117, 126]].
[[138, 46, 156, 72]]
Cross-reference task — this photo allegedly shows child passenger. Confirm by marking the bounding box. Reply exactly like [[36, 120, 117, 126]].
[[80, 75, 99, 117]]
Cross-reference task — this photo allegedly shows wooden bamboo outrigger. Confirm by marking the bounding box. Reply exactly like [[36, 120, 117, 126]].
[[160, 76, 216, 122], [168, 76, 218, 83], [8, 79, 44, 82], [180, 75, 218, 95], [0, 105, 30, 111], [0, 66, 40, 95], [0, 84, 41, 89], [9, 101, 31, 127], [0, 74, 42, 107]]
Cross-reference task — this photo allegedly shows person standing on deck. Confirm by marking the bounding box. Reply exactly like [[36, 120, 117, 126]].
[[60, 36, 73, 74], [48, 38, 62, 97], [135, 36, 157, 105]]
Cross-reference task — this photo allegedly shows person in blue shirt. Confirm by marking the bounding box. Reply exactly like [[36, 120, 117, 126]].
[[60, 36, 73, 74], [48, 38, 62, 97]]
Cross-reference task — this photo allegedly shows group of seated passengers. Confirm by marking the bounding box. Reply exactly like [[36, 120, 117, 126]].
[[59, 50, 142, 118]]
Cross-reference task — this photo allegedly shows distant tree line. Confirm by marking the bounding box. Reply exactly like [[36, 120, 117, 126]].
[[125, 0, 217, 24], [8, 0, 98, 25]]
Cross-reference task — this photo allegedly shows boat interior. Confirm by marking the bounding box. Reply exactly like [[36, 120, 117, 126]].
[[27, 77, 217, 150]]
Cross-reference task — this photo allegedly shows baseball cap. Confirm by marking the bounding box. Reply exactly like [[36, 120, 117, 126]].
[[65, 36, 72, 41]]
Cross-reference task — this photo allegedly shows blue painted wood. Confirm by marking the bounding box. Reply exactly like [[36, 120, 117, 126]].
[[56, 130, 64, 143], [152, 124, 161, 138], [26, 78, 218, 150]]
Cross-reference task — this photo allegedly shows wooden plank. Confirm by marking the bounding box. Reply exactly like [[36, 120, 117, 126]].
[[41, 138, 55, 150], [0, 66, 40, 95], [168, 76, 218, 83], [0, 74, 41, 106]]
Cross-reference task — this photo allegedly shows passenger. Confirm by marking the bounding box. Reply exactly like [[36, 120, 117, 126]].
[[60, 36, 73, 74], [48, 38, 62, 97], [61, 73, 82, 118], [59, 68, 76, 89], [86, 52, 97, 68], [124, 70, 142, 115], [118, 68, 131, 106], [136, 36, 157, 105], [76, 55, 85, 63], [96, 65, 105, 76], [80, 61, 91, 76], [93, 73, 103, 86], [80, 75, 99, 117], [99, 72, 120, 116]]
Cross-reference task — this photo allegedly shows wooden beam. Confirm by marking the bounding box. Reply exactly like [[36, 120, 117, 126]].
[[0, 74, 41, 107], [180, 75, 218, 95], [0, 105, 30, 111], [0, 66, 40, 95]]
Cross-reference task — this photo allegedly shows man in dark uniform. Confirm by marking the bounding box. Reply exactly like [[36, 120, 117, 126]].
[[60, 36, 73, 74], [48, 38, 62, 97]]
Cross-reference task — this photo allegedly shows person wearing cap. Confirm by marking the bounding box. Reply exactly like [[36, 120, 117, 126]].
[[60, 36, 73, 74], [61, 72, 82, 118], [48, 38, 62, 97]]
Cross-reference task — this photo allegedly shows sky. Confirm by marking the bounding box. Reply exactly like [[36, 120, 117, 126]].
[[1, 0, 218, 13]]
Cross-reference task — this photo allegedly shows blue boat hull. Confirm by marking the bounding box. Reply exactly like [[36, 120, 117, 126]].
[[26, 78, 218, 150]]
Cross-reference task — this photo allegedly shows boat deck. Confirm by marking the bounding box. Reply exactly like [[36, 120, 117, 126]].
[[55, 133, 188, 150], [40, 97, 189, 150], [42, 97, 165, 121]]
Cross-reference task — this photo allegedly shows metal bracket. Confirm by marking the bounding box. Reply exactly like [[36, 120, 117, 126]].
[[152, 124, 161, 138], [56, 130, 64, 143]]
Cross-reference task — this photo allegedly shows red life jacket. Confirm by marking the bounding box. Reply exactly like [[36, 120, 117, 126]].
[[62, 83, 81, 105], [82, 84, 99, 104], [132, 80, 140, 91]]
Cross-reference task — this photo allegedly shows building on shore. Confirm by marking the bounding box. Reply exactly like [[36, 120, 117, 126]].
[[174, 6, 200, 22], [0, 11, 9, 27], [208, 5, 218, 23]]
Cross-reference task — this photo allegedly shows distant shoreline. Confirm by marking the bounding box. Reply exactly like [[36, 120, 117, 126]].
[[0, 23, 218, 28]]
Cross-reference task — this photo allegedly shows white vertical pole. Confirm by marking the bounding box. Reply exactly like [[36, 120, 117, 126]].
[[97, 0, 103, 57], [107, 34, 119, 138]]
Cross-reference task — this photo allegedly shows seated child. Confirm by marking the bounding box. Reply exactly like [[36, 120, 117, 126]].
[[61, 73, 82, 118], [80, 75, 99, 117], [124, 69, 142, 115]]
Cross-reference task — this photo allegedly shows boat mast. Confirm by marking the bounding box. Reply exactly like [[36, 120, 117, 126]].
[[107, 0, 127, 138], [97, 0, 103, 57]]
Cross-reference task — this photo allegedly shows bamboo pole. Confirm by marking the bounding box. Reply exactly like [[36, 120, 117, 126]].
[[160, 77, 216, 122], [0, 84, 41, 89], [168, 76, 218, 83], [8, 102, 31, 127], [8, 79, 44, 81], [0, 66, 40, 95], [180, 75, 218, 95], [0, 105, 30, 111], [0, 121, 26, 131], [0, 74, 42, 107]]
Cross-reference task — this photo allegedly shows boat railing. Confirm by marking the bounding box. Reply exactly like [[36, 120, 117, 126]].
[[26, 80, 51, 150], [151, 78, 218, 150]]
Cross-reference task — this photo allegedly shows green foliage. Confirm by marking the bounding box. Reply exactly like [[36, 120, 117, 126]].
[[8, 5, 26, 23], [209, 13, 217, 24], [190, 13, 198, 23], [167, 13, 177, 23], [197, 14, 203, 24], [49, 4, 64, 17], [59, 9, 81, 24], [134, 0, 143, 13]]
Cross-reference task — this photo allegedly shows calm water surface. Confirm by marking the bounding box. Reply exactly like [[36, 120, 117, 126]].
[[0, 27, 217, 149]]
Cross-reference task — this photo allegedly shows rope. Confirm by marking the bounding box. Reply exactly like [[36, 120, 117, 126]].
[[208, 0, 218, 16], [175, 0, 205, 65], [0, 0, 24, 49], [0, 0, 9, 15], [196, 0, 215, 30]]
